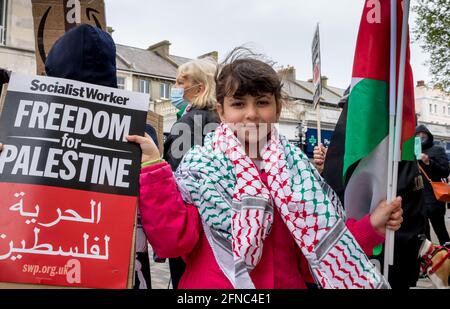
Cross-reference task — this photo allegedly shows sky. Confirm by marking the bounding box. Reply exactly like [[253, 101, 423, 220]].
[[105, 0, 431, 90]]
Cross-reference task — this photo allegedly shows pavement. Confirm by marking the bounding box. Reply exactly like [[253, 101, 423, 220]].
[[148, 252, 172, 289], [147, 205, 450, 289]]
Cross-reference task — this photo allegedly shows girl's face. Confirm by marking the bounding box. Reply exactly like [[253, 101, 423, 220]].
[[217, 93, 281, 146], [175, 74, 203, 103]]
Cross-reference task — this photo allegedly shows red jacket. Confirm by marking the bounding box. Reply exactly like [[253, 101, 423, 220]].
[[139, 162, 385, 289]]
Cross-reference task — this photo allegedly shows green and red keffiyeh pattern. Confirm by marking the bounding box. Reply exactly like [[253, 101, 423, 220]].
[[175, 123, 389, 289]]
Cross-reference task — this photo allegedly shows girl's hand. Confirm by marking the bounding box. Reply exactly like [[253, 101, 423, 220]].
[[370, 197, 403, 235], [127, 134, 161, 163], [313, 144, 327, 173]]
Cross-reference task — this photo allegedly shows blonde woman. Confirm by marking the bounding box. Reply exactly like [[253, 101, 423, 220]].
[[163, 57, 219, 288], [164, 57, 219, 171]]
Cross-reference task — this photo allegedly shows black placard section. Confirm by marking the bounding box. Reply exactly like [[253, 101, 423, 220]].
[[0, 90, 146, 196]]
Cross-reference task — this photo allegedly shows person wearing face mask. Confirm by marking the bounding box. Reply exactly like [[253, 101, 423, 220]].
[[163, 58, 219, 289], [164, 58, 219, 171], [416, 125, 450, 245], [170, 86, 192, 120]]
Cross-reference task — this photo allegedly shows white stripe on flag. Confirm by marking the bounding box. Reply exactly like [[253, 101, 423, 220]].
[[344, 136, 388, 220]]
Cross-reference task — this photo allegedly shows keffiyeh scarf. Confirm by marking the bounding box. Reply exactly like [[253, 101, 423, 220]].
[[175, 123, 389, 289]]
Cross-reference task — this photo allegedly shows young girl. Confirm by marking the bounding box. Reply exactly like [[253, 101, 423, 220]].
[[128, 51, 403, 289]]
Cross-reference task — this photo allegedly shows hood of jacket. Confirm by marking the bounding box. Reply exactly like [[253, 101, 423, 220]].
[[45, 24, 117, 88], [416, 124, 434, 150]]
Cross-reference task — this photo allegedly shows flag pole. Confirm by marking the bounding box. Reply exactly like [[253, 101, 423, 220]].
[[390, 0, 411, 265], [383, 0, 398, 279], [387, 0, 411, 273], [317, 100, 322, 147]]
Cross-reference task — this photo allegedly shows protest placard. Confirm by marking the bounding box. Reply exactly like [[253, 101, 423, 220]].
[[0, 73, 149, 288], [311, 24, 322, 109]]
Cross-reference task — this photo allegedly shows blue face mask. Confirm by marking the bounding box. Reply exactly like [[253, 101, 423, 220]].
[[170, 87, 190, 110]]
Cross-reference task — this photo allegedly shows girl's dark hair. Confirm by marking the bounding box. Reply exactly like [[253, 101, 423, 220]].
[[215, 47, 283, 105]]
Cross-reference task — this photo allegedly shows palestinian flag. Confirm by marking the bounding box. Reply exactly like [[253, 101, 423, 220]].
[[327, 0, 416, 220]]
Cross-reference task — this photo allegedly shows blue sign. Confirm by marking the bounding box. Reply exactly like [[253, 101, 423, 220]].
[[304, 128, 334, 158]]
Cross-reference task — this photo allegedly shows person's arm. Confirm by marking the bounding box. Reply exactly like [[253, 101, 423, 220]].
[[428, 147, 450, 179], [346, 197, 403, 255], [312, 145, 403, 254], [127, 134, 202, 258], [346, 215, 384, 256], [139, 162, 202, 258]]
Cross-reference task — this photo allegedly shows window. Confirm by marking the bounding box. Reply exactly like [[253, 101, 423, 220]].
[[448, 105, 450, 116], [117, 76, 125, 90], [138, 79, 149, 94], [444, 106, 447, 115], [160, 82, 170, 99], [434, 105, 437, 114], [429, 104, 433, 113], [0, 0, 7, 45]]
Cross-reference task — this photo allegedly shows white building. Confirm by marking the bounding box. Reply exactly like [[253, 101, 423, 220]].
[[0, 0, 35, 74], [415, 80, 450, 159]]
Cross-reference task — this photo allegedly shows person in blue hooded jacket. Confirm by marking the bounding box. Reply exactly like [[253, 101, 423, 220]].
[[44, 24, 156, 289], [45, 24, 117, 88]]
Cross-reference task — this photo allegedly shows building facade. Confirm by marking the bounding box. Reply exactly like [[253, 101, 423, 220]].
[[115, 45, 346, 156], [115, 40, 192, 133], [1, 0, 448, 159], [415, 81, 450, 159], [277, 66, 345, 156], [0, 0, 36, 74], [115, 40, 222, 133]]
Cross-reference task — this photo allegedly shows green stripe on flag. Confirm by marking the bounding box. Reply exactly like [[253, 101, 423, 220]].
[[401, 136, 415, 161], [344, 79, 389, 180]]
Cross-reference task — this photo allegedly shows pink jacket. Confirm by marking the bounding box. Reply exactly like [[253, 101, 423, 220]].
[[139, 162, 385, 289]]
